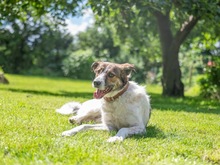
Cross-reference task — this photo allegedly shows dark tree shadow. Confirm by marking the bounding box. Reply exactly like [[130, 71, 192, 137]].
[[1, 88, 93, 99], [1, 86, 219, 115], [150, 93, 220, 115]]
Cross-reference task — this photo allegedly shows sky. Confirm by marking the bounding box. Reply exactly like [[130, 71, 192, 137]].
[[65, 8, 94, 35]]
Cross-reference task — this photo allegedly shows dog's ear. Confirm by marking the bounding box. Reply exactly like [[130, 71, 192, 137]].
[[91, 62, 100, 72], [122, 63, 135, 78], [120, 63, 135, 84]]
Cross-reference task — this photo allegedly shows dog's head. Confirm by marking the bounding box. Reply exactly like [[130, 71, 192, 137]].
[[91, 61, 135, 99]]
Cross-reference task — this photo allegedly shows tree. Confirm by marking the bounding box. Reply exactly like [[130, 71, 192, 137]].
[[77, 25, 120, 59], [0, 17, 74, 75], [88, 0, 220, 97], [0, 18, 36, 73], [32, 27, 74, 76], [0, 0, 80, 75]]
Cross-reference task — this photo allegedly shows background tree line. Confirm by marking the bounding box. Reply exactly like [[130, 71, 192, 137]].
[[0, 0, 219, 99]]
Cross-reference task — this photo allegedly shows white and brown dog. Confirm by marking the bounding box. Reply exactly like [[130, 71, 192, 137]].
[[57, 61, 151, 142]]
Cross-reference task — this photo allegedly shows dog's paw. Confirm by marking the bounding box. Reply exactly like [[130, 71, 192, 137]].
[[69, 116, 82, 124], [107, 136, 124, 143], [61, 130, 76, 137]]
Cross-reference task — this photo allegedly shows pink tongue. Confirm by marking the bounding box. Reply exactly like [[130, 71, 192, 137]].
[[93, 89, 105, 99]]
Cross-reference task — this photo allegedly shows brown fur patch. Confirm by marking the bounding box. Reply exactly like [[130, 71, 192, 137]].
[[91, 62, 135, 89], [91, 62, 135, 90]]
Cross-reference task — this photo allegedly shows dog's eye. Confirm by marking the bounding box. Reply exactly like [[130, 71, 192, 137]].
[[108, 73, 115, 78], [97, 69, 103, 74]]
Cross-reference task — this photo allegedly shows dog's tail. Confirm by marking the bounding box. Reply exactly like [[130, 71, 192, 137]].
[[56, 102, 82, 115]]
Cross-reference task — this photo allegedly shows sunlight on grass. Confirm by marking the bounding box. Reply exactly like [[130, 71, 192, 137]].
[[185, 86, 201, 98], [146, 84, 162, 95], [0, 74, 219, 164]]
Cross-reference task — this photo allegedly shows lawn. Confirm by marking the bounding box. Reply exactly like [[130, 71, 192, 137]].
[[0, 74, 219, 165]]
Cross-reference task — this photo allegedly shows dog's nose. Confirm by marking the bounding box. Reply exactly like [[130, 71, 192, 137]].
[[93, 80, 101, 87]]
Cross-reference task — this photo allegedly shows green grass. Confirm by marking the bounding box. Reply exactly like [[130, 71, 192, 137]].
[[0, 74, 219, 165]]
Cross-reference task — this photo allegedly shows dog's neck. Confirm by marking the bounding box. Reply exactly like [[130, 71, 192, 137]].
[[104, 82, 129, 102]]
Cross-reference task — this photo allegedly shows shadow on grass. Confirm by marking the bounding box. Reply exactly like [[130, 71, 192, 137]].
[[129, 125, 166, 140], [147, 125, 166, 138], [150, 93, 220, 115], [2, 87, 219, 114], [2, 88, 93, 99]]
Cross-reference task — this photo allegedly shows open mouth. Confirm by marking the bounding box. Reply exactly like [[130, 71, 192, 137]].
[[93, 86, 113, 99]]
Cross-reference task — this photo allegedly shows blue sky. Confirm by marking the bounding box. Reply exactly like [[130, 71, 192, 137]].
[[65, 8, 94, 35]]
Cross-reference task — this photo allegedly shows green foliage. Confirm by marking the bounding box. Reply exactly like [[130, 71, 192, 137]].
[[76, 25, 120, 59], [0, 66, 4, 73], [0, 17, 74, 75], [0, 0, 82, 76], [0, 19, 35, 73], [89, 0, 220, 39], [31, 28, 74, 76], [199, 57, 220, 100], [0, 74, 219, 164], [62, 49, 96, 80], [0, 0, 82, 24]]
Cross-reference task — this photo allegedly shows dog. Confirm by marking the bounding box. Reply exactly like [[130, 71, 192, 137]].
[[58, 61, 151, 142]]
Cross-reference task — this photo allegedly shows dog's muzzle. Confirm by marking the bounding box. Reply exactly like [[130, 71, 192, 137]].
[[93, 80, 102, 88]]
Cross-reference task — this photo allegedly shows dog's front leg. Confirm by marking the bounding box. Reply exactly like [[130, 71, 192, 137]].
[[62, 124, 109, 137], [107, 126, 146, 142]]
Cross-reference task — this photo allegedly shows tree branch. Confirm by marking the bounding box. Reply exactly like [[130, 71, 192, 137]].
[[174, 15, 200, 45]]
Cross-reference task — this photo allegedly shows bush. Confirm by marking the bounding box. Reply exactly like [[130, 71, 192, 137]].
[[199, 57, 220, 100], [62, 49, 96, 80]]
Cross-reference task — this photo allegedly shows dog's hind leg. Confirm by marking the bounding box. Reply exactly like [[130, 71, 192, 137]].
[[69, 99, 102, 124], [69, 111, 101, 124], [56, 102, 81, 115]]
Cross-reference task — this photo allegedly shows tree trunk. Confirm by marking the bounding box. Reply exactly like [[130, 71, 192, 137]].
[[162, 46, 184, 97], [154, 11, 199, 97]]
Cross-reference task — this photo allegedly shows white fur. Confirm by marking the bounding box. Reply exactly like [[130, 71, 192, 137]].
[[68, 99, 102, 124], [56, 102, 81, 115], [60, 81, 151, 142], [92, 72, 106, 90]]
